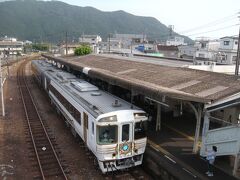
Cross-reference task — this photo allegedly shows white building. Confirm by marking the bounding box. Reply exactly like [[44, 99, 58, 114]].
[[194, 38, 220, 61], [178, 45, 197, 59], [99, 39, 122, 53], [166, 36, 186, 46], [60, 44, 80, 55], [0, 36, 23, 56], [217, 36, 238, 64], [79, 35, 102, 45], [112, 33, 147, 49]]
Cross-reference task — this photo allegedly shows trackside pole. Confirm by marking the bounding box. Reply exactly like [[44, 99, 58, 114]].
[[0, 57, 5, 117]]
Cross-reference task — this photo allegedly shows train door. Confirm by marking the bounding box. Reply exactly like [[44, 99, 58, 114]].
[[121, 123, 133, 142], [83, 112, 88, 144], [120, 123, 133, 154]]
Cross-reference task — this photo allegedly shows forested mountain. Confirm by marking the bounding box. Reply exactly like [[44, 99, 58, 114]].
[[0, 0, 192, 43]]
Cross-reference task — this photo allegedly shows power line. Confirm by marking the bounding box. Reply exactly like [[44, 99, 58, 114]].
[[185, 24, 239, 37], [179, 13, 238, 34]]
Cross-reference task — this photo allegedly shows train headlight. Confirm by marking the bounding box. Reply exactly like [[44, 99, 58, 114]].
[[134, 113, 147, 120], [99, 115, 117, 122]]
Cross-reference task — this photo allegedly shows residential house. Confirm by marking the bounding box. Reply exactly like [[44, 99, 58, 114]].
[[156, 45, 179, 58], [0, 36, 23, 56], [99, 39, 122, 53], [60, 44, 81, 55], [166, 36, 187, 46], [178, 45, 197, 59], [217, 36, 238, 64], [112, 33, 147, 49], [79, 35, 102, 45], [194, 38, 220, 61]]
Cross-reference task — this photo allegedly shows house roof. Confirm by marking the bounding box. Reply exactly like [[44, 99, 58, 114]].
[[80, 35, 99, 38], [0, 41, 23, 46], [60, 44, 81, 48], [220, 36, 238, 40], [42, 54, 240, 105], [157, 45, 178, 51]]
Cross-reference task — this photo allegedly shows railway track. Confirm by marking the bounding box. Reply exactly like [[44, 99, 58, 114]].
[[17, 60, 68, 180], [102, 167, 148, 180]]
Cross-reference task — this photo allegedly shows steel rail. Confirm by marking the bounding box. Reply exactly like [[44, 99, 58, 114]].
[[17, 60, 67, 180]]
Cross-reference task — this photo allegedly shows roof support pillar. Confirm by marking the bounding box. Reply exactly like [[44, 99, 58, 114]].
[[156, 103, 161, 131], [233, 124, 240, 176], [233, 154, 240, 176], [200, 111, 210, 156], [188, 102, 202, 154]]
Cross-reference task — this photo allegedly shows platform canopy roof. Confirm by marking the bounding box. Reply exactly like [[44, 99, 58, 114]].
[[42, 54, 240, 108]]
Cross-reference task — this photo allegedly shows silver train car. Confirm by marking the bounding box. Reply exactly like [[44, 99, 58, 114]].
[[31, 60, 148, 173]]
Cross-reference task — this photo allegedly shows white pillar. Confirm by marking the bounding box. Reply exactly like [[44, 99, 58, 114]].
[[233, 154, 239, 176], [200, 111, 210, 156], [0, 58, 5, 117], [188, 102, 202, 153], [193, 105, 202, 153]]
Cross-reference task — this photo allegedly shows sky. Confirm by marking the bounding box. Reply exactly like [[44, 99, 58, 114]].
[[59, 0, 240, 40]]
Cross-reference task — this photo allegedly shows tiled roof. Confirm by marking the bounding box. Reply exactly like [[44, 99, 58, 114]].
[[43, 54, 240, 104]]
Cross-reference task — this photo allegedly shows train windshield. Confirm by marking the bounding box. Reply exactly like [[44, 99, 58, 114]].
[[97, 125, 118, 145], [134, 121, 147, 139]]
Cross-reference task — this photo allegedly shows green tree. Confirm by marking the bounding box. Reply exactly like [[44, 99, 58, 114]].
[[74, 45, 92, 56], [32, 43, 49, 51]]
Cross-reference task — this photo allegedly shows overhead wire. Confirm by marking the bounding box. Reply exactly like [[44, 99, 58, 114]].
[[178, 13, 238, 34], [185, 24, 239, 37]]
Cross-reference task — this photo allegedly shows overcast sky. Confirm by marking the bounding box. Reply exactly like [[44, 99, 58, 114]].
[[59, 0, 240, 40]]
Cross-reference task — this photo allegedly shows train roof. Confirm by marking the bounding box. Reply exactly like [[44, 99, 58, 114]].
[[33, 60, 142, 117]]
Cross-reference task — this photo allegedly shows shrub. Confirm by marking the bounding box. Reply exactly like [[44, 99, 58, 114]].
[[74, 45, 92, 56]]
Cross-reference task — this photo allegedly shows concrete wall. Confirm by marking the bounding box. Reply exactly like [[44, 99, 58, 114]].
[[187, 64, 238, 75]]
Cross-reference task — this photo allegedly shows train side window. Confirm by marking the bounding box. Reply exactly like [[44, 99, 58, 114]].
[[92, 122, 94, 135], [122, 124, 129, 142], [134, 121, 147, 139], [78, 112, 81, 125]]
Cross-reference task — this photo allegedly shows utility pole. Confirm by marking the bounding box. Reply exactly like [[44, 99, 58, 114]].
[[65, 31, 68, 55], [168, 25, 174, 40], [108, 33, 111, 53], [131, 40, 133, 54], [0, 54, 5, 117], [235, 13, 240, 75], [82, 32, 84, 43]]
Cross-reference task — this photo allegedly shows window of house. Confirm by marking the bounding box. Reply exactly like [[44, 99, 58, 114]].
[[224, 41, 230, 45], [232, 56, 237, 62], [201, 43, 206, 48]]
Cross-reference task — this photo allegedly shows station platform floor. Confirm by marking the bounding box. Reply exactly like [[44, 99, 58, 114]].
[[146, 118, 237, 180]]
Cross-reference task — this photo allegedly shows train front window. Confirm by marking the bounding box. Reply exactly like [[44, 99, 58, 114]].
[[134, 121, 147, 139], [97, 125, 118, 145], [122, 124, 130, 141]]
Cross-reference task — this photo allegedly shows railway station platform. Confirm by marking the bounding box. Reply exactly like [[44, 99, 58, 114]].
[[42, 54, 240, 179], [146, 115, 236, 180]]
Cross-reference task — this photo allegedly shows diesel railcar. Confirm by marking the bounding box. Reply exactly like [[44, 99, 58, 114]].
[[31, 60, 148, 173]]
